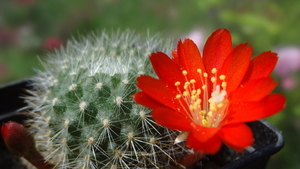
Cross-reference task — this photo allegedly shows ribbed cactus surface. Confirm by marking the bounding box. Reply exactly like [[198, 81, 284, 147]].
[[24, 30, 189, 169]]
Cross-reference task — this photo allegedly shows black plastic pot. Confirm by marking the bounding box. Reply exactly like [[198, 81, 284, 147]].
[[190, 120, 284, 169], [0, 79, 31, 124], [0, 79, 284, 169]]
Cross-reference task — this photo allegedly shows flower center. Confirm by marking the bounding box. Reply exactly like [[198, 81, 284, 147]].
[[174, 68, 228, 127]]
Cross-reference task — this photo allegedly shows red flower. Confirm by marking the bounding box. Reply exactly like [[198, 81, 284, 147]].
[[133, 29, 286, 154], [1, 121, 54, 169]]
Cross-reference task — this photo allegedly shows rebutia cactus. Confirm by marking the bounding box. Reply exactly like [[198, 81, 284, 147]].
[[23, 30, 190, 169]]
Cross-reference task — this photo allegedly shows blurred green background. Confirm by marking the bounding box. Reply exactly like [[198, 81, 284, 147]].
[[1, 0, 300, 168]]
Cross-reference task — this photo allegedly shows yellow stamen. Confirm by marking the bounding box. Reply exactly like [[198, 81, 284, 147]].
[[176, 94, 182, 99], [217, 103, 224, 108], [202, 119, 209, 126], [211, 77, 216, 83], [207, 111, 213, 117], [219, 75, 226, 80], [184, 82, 190, 89], [200, 110, 206, 116], [183, 91, 189, 96], [222, 82, 227, 88], [212, 68, 217, 74], [191, 95, 197, 100]]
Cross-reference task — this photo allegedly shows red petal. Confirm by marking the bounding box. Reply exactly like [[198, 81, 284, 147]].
[[190, 122, 220, 142], [171, 49, 179, 64], [227, 94, 286, 124], [133, 91, 167, 109], [152, 107, 192, 131], [230, 77, 277, 103], [219, 43, 252, 92], [136, 75, 181, 110], [203, 29, 232, 74], [218, 123, 254, 152], [186, 133, 222, 154], [242, 51, 278, 83], [177, 39, 206, 88], [150, 52, 185, 85]]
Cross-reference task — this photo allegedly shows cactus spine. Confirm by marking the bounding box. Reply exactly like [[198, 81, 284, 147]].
[[24, 30, 189, 169]]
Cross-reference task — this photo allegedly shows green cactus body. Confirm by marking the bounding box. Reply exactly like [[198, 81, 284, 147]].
[[25, 30, 190, 169]]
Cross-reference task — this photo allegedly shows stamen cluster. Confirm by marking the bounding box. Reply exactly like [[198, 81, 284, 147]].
[[175, 68, 228, 127]]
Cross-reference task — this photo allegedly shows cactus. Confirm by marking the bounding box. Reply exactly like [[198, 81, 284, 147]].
[[24, 30, 190, 169]]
